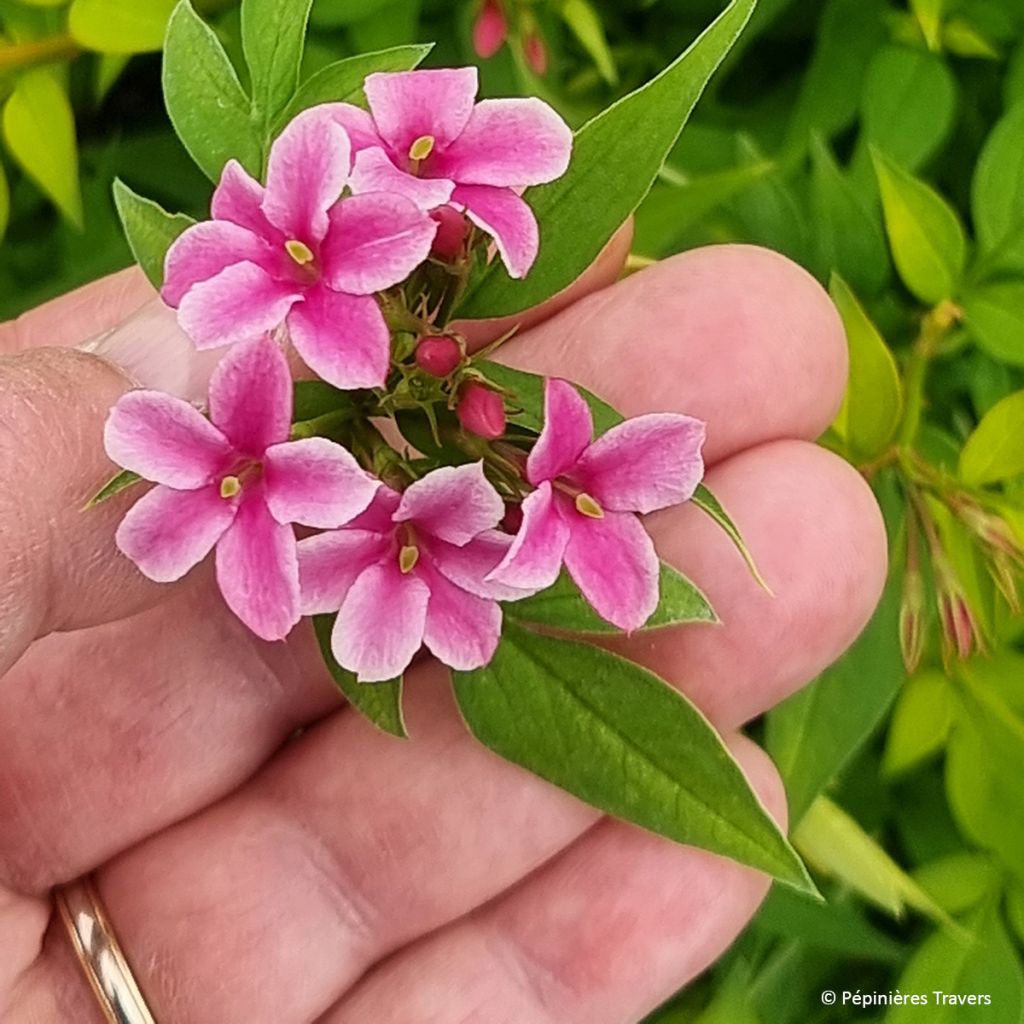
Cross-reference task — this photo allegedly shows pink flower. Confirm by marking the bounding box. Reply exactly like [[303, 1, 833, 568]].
[[457, 380, 506, 439], [473, 0, 508, 59], [298, 463, 526, 681], [104, 337, 380, 641], [162, 107, 437, 390], [320, 67, 572, 278], [489, 379, 706, 631]]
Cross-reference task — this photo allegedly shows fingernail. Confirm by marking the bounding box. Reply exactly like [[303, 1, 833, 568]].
[[77, 298, 221, 402]]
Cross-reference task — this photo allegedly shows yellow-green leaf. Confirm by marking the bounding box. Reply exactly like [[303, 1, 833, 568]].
[[560, 0, 617, 85], [959, 388, 1024, 485], [872, 147, 966, 304], [829, 274, 903, 460], [910, 0, 945, 50], [963, 281, 1024, 367], [69, 0, 177, 54], [2, 68, 82, 227], [883, 670, 956, 777]]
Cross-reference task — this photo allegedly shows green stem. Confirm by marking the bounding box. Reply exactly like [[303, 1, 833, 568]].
[[898, 300, 961, 448]]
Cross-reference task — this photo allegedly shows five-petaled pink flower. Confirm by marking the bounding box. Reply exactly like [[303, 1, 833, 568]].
[[162, 107, 437, 390], [489, 379, 706, 631], [104, 337, 380, 641], [298, 462, 527, 681], [321, 67, 572, 278]]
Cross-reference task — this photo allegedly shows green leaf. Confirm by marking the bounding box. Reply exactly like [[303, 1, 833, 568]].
[[962, 281, 1024, 367], [292, 379, 355, 422], [857, 45, 957, 174], [692, 483, 770, 592], [882, 670, 956, 777], [886, 904, 1024, 1024], [505, 562, 716, 634], [241, 0, 312, 138], [276, 43, 432, 128], [163, 0, 262, 181], [809, 136, 889, 294], [559, 0, 617, 85], [2, 68, 82, 227], [793, 796, 951, 924], [912, 852, 1002, 915], [910, 0, 945, 50], [451, 621, 816, 893], [68, 0, 176, 54], [943, 17, 1000, 59], [872, 148, 967, 305], [828, 274, 903, 460], [972, 105, 1024, 275], [959, 388, 1024, 485], [767, 546, 904, 823], [310, 0, 397, 27], [474, 360, 623, 435], [455, 0, 758, 320], [86, 469, 142, 507], [313, 614, 406, 737], [112, 179, 194, 289]]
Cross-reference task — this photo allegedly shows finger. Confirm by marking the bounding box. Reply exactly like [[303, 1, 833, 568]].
[[0, 267, 154, 354], [457, 219, 634, 348], [320, 736, 782, 1024], [498, 243, 848, 464], [0, 348, 165, 676]]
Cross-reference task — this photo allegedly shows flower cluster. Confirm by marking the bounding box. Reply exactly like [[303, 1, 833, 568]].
[[102, 68, 707, 682]]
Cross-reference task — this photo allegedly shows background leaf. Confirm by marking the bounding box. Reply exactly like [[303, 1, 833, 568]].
[[112, 178, 194, 289], [163, 0, 262, 180], [959, 388, 1024, 484], [972, 103, 1024, 274], [455, 0, 757, 319], [452, 621, 816, 893], [962, 281, 1024, 366], [2, 68, 82, 228], [69, 0, 177, 54]]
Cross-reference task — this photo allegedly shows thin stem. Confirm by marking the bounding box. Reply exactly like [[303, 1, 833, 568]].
[[898, 300, 961, 448], [0, 35, 79, 73]]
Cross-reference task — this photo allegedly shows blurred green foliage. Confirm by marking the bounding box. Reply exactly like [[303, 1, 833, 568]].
[[3, 0, 1024, 1019]]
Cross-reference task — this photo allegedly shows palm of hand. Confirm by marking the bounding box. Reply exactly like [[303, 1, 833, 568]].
[[0, 237, 885, 1024]]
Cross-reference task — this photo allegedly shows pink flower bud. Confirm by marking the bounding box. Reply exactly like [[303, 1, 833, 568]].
[[502, 502, 524, 534], [939, 590, 979, 661], [524, 30, 548, 76], [430, 205, 470, 261], [415, 335, 462, 378], [473, 0, 508, 59], [457, 382, 506, 440]]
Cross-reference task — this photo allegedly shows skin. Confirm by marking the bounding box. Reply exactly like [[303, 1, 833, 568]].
[[0, 233, 887, 1024]]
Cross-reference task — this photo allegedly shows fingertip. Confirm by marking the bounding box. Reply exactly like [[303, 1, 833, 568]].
[[726, 733, 789, 833]]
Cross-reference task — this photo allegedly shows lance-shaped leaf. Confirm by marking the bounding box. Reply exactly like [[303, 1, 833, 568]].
[[959, 388, 1024, 485], [455, 0, 757, 319], [112, 179, 195, 289], [452, 621, 817, 894]]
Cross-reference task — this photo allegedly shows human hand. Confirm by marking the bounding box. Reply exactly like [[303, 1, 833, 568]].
[[0, 237, 886, 1023]]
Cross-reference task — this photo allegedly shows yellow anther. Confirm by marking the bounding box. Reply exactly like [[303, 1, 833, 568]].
[[220, 475, 242, 499], [408, 134, 435, 161], [285, 239, 315, 265], [399, 544, 420, 574], [575, 492, 604, 519]]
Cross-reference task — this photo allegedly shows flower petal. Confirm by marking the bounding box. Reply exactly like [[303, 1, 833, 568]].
[[208, 336, 293, 454], [426, 530, 528, 601], [348, 147, 455, 210], [394, 462, 503, 545], [347, 485, 402, 532], [265, 438, 380, 528], [453, 184, 538, 279], [211, 159, 276, 238], [215, 490, 300, 641], [526, 378, 592, 485], [262, 107, 352, 244], [420, 561, 502, 671], [297, 528, 390, 614], [487, 481, 568, 591], [431, 98, 571, 187], [116, 484, 234, 583], [576, 414, 706, 514], [104, 390, 232, 487], [563, 509, 659, 632], [177, 261, 302, 350], [162, 220, 276, 308], [364, 68, 478, 154], [321, 102, 384, 151], [334, 561, 430, 681], [320, 192, 436, 295], [287, 285, 389, 390]]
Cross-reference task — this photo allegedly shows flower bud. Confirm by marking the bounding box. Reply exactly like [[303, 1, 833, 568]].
[[430, 205, 470, 260], [899, 568, 926, 674], [415, 335, 462, 377], [457, 382, 506, 440], [524, 30, 548, 76], [502, 502, 524, 534], [473, 0, 507, 59], [938, 589, 979, 661]]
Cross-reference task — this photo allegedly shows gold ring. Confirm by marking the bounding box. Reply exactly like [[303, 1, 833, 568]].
[[55, 876, 157, 1024]]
